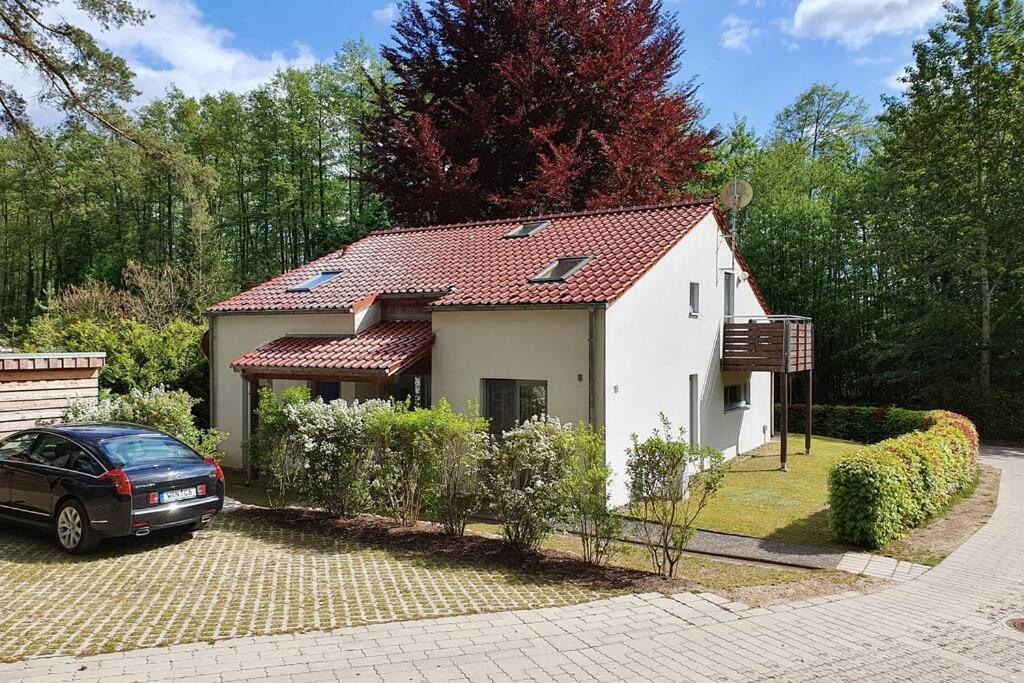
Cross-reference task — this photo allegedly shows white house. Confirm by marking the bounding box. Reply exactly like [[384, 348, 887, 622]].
[[208, 200, 808, 506]]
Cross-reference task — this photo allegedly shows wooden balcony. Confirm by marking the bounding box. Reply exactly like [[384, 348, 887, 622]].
[[722, 316, 814, 374]]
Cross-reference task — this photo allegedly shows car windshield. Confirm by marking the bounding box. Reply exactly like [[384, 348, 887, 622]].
[[100, 435, 202, 467]]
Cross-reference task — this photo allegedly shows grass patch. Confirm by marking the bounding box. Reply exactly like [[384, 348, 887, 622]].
[[223, 468, 274, 507], [882, 464, 1001, 566], [683, 435, 863, 548]]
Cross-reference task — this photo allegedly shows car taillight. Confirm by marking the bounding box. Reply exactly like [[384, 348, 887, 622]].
[[204, 458, 224, 482], [100, 469, 132, 496], [197, 484, 207, 496], [149, 492, 159, 505]]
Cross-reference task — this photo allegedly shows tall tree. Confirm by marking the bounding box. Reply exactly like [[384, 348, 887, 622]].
[[365, 0, 716, 225], [872, 0, 1024, 403], [0, 0, 147, 140]]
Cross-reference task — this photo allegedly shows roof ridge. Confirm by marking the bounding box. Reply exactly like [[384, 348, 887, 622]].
[[367, 198, 716, 237]]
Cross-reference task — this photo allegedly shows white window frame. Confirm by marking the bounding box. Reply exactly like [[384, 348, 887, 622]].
[[689, 282, 700, 317]]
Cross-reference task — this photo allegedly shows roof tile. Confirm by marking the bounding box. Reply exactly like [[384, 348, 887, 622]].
[[210, 200, 768, 313]]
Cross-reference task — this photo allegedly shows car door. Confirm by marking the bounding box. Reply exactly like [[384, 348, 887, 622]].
[[0, 432, 41, 513], [7, 433, 78, 520]]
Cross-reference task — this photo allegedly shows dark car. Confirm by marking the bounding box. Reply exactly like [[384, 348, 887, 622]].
[[0, 423, 224, 554]]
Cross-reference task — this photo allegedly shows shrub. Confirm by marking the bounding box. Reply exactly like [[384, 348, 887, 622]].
[[22, 316, 207, 398], [828, 411, 980, 548], [246, 386, 311, 507], [561, 423, 622, 566], [480, 417, 569, 552], [64, 386, 226, 459], [626, 415, 726, 578], [364, 402, 443, 525], [780, 404, 934, 444], [431, 401, 489, 536], [288, 398, 389, 517]]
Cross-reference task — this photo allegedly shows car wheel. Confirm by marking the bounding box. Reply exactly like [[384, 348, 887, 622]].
[[55, 500, 99, 555]]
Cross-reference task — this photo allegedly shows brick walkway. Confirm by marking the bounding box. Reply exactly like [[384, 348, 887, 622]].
[[2, 446, 1022, 682]]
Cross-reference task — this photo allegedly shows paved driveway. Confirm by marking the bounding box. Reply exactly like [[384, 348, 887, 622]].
[[2, 446, 1022, 682]]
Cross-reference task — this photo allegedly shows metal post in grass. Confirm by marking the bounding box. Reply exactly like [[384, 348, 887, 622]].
[[805, 368, 813, 455]]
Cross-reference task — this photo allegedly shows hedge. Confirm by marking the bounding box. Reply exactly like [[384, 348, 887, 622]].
[[827, 410, 979, 548], [777, 404, 934, 444]]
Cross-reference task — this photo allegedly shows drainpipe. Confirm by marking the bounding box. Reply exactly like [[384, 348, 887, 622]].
[[588, 307, 596, 427]]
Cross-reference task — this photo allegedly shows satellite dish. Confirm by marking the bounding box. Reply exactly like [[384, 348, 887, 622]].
[[718, 178, 753, 211]]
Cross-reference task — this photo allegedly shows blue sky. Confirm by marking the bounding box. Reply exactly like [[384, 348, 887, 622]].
[[23, 0, 951, 135]]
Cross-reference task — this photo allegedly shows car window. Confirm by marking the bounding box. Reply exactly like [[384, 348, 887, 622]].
[[30, 434, 86, 470], [69, 452, 106, 476], [100, 435, 202, 467], [0, 433, 39, 462]]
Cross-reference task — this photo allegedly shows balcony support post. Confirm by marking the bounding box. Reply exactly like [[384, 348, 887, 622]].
[[780, 371, 788, 471], [805, 369, 813, 454]]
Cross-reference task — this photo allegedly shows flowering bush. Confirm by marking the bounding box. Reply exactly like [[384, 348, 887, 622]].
[[64, 386, 226, 459], [480, 417, 570, 552], [287, 398, 391, 517]]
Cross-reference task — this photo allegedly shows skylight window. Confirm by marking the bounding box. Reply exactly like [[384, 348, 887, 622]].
[[287, 270, 343, 292], [529, 257, 590, 283], [504, 220, 550, 239]]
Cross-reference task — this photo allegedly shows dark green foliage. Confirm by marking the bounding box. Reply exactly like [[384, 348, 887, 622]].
[[780, 404, 934, 444], [828, 411, 980, 548]]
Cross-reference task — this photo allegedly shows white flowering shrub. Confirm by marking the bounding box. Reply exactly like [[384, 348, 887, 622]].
[[286, 398, 393, 517], [64, 386, 226, 459], [480, 416, 570, 552]]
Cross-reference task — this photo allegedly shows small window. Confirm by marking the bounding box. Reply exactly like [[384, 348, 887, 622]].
[[529, 256, 590, 283], [287, 270, 343, 293], [504, 220, 550, 239], [724, 382, 749, 412], [724, 271, 735, 318], [483, 379, 548, 436], [70, 452, 106, 476], [0, 432, 38, 462], [31, 434, 85, 470], [689, 282, 700, 317]]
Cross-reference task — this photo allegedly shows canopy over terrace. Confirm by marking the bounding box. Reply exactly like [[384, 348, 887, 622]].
[[230, 321, 434, 402]]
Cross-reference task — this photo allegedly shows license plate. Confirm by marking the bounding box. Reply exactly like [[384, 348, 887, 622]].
[[160, 487, 197, 504]]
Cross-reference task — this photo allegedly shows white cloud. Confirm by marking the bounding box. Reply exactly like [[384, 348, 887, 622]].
[[5, 0, 315, 125], [787, 0, 945, 48], [885, 62, 913, 90], [854, 55, 895, 66], [720, 15, 761, 52], [373, 3, 399, 23]]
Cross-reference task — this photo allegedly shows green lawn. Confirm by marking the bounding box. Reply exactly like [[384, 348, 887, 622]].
[[223, 468, 275, 507], [693, 435, 864, 547]]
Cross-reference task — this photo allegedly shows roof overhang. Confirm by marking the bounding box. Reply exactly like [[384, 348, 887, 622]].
[[230, 321, 434, 380]]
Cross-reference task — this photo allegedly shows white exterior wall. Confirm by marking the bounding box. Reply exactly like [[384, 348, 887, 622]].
[[603, 214, 772, 506], [430, 309, 601, 429], [210, 311, 356, 468]]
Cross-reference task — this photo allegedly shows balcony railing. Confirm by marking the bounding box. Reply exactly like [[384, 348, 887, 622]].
[[722, 315, 814, 374]]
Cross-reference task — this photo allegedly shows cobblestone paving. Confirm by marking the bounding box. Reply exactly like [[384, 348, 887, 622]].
[[835, 552, 930, 581], [1, 446, 1021, 682], [0, 515, 619, 663]]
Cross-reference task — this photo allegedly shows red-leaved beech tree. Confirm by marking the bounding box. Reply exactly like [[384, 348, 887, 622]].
[[363, 0, 718, 225]]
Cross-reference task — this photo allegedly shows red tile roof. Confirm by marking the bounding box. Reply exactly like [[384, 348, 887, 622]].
[[210, 200, 769, 313], [230, 321, 434, 376]]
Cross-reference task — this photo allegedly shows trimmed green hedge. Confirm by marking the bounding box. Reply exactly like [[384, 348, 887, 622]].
[[777, 404, 934, 444], [827, 410, 979, 548]]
